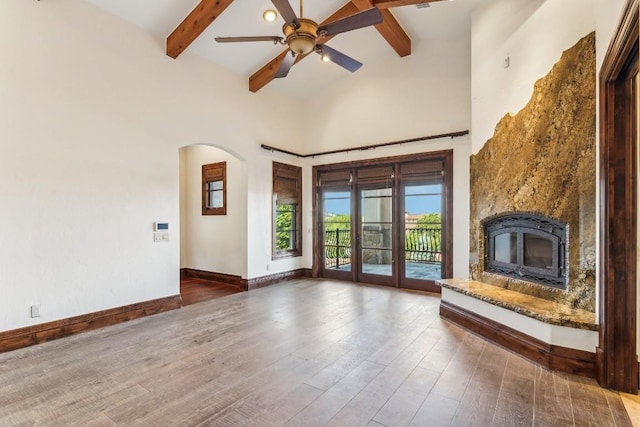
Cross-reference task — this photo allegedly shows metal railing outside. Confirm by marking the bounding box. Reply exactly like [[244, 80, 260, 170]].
[[324, 225, 442, 269]]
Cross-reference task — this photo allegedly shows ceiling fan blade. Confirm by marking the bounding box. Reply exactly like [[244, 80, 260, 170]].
[[317, 44, 362, 72], [271, 0, 299, 26], [215, 36, 284, 43], [317, 8, 383, 37], [275, 51, 295, 78]]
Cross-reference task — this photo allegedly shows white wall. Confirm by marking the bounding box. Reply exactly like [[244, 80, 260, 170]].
[[0, 0, 304, 332], [471, 0, 596, 153], [179, 145, 247, 277], [246, 150, 306, 278], [301, 35, 473, 280]]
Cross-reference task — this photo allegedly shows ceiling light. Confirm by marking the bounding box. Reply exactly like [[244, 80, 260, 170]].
[[321, 54, 330, 63], [284, 18, 318, 55], [263, 9, 277, 22], [288, 35, 315, 55]]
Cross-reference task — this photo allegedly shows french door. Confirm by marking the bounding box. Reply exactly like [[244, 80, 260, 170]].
[[400, 180, 444, 290], [315, 151, 452, 292], [358, 186, 394, 286]]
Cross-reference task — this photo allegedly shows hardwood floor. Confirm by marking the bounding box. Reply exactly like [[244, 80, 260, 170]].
[[0, 279, 633, 426], [180, 277, 241, 306]]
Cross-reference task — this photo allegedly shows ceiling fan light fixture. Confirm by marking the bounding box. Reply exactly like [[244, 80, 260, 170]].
[[263, 9, 278, 22], [288, 35, 315, 55], [284, 18, 318, 55], [321, 53, 330, 63]]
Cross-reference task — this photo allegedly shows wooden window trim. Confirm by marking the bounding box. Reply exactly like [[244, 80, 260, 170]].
[[202, 162, 227, 216], [273, 161, 302, 259]]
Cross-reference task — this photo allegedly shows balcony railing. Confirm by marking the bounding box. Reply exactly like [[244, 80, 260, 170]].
[[324, 229, 352, 269], [405, 226, 441, 263], [324, 225, 441, 269]]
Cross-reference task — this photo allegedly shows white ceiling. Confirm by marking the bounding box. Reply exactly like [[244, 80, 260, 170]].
[[86, 0, 483, 97]]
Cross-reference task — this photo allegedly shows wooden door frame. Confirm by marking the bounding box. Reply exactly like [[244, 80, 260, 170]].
[[598, 0, 639, 393], [312, 149, 453, 292]]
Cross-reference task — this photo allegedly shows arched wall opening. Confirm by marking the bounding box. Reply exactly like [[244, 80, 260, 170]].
[[179, 144, 248, 280]]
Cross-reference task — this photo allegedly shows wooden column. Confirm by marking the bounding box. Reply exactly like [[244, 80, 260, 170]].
[[598, 0, 640, 394]]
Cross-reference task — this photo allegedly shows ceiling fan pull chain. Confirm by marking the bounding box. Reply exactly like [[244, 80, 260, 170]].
[[300, 0, 303, 18]]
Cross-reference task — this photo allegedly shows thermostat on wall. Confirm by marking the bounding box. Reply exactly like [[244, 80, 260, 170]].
[[154, 222, 169, 231]]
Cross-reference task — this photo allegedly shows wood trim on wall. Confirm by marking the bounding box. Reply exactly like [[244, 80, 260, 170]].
[[181, 268, 245, 288], [245, 268, 312, 291], [440, 301, 596, 378], [598, 0, 640, 393], [181, 267, 312, 291], [0, 295, 181, 354]]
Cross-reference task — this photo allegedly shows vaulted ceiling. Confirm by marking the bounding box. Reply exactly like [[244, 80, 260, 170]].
[[87, 0, 483, 97]]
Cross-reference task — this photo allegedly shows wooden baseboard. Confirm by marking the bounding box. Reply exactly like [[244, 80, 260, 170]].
[[181, 268, 245, 289], [181, 268, 312, 292], [440, 300, 596, 378], [0, 295, 181, 354], [246, 268, 312, 291]]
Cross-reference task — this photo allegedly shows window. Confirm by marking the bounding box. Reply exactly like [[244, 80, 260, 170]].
[[202, 162, 226, 215], [273, 161, 302, 258]]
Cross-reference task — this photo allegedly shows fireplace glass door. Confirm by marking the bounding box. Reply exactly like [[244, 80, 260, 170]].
[[484, 214, 566, 289]]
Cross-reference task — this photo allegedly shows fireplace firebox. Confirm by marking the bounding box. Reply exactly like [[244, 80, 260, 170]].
[[483, 213, 567, 290]]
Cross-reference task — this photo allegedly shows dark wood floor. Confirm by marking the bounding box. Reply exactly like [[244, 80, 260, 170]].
[[0, 279, 633, 426], [180, 276, 241, 306]]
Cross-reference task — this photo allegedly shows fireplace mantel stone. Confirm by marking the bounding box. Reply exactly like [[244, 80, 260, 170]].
[[437, 278, 596, 331]]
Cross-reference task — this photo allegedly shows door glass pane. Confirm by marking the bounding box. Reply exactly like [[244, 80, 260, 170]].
[[494, 233, 517, 264], [361, 188, 393, 276], [404, 184, 442, 280], [323, 191, 351, 271], [523, 233, 553, 269]]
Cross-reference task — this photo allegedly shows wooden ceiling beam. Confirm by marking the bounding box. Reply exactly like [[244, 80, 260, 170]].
[[372, 0, 445, 9], [350, 0, 411, 57], [249, 2, 360, 93], [166, 0, 235, 59]]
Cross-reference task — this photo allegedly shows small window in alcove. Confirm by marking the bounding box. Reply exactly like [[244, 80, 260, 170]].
[[202, 162, 226, 215]]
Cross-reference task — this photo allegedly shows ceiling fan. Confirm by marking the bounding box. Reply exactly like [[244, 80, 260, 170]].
[[214, 0, 383, 78]]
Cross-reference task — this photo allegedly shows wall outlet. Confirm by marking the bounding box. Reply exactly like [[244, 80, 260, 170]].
[[30, 304, 41, 318]]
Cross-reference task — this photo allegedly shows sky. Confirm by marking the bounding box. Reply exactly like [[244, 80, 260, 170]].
[[324, 185, 442, 215]]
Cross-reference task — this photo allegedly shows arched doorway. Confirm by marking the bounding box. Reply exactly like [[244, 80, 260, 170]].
[[178, 144, 248, 304]]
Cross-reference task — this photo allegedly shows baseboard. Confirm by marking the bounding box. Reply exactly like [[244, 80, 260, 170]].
[[182, 267, 312, 292], [246, 268, 312, 291], [440, 300, 596, 378], [181, 268, 245, 289], [0, 295, 181, 354]]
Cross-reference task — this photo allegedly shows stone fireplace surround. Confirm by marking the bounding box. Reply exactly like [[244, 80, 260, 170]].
[[437, 32, 597, 377]]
